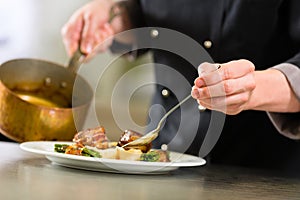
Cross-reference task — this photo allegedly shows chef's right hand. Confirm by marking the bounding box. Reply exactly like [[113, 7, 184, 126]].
[[191, 60, 256, 115], [61, 0, 115, 58]]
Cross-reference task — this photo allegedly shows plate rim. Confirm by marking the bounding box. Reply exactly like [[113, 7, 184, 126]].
[[20, 141, 206, 172]]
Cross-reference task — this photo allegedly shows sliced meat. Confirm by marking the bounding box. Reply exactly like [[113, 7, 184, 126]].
[[73, 126, 110, 149]]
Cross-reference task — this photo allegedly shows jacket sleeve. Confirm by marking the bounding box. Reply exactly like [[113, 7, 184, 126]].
[[266, 0, 300, 139], [267, 63, 300, 139]]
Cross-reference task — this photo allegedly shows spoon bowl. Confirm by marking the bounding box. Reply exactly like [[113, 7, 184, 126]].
[[122, 94, 192, 148]]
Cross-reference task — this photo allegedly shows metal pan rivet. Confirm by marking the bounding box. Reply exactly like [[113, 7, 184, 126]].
[[44, 77, 51, 86], [60, 82, 67, 88]]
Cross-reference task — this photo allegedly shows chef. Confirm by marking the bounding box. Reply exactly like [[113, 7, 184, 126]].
[[62, 0, 300, 172]]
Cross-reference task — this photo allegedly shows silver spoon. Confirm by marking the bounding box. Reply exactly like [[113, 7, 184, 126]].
[[122, 94, 193, 147], [121, 64, 221, 148]]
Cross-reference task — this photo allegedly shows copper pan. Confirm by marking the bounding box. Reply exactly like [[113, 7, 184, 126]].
[[0, 51, 93, 142]]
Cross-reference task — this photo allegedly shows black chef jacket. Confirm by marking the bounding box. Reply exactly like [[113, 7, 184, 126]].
[[124, 0, 300, 173]]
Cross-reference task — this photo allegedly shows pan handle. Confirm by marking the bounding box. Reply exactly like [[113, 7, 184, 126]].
[[67, 5, 121, 73], [67, 48, 85, 73]]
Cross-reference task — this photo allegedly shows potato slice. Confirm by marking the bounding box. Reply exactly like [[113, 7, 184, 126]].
[[116, 146, 142, 161]]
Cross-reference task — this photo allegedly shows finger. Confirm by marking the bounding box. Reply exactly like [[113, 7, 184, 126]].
[[94, 23, 114, 52], [195, 62, 222, 87], [198, 62, 219, 75], [94, 23, 110, 44], [196, 99, 212, 110], [197, 96, 229, 113], [197, 73, 256, 98], [84, 24, 114, 60], [61, 13, 83, 56], [81, 13, 102, 54], [200, 93, 245, 108], [197, 59, 255, 87], [191, 86, 200, 99], [194, 77, 205, 88], [200, 92, 251, 115]]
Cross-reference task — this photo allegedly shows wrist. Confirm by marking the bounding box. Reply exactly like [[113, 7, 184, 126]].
[[247, 69, 299, 112]]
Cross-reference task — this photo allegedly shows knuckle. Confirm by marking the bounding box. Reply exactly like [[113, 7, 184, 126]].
[[83, 12, 93, 21], [239, 93, 249, 103], [248, 81, 256, 91], [223, 80, 233, 94], [222, 66, 232, 80], [246, 61, 255, 72], [202, 87, 210, 97], [246, 76, 256, 90], [240, 59, 255, 72]]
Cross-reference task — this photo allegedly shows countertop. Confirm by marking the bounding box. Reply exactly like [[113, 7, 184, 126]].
[[1, 141, 300, 200]]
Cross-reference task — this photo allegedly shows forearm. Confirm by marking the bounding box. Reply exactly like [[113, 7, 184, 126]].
[[247, 67, 300, 113]]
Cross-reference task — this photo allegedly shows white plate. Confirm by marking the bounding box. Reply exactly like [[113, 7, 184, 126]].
[[20, 141, 206, 174]]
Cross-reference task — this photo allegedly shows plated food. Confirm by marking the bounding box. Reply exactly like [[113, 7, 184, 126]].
[[20, 127, 206, 174], [54, 126, 170, 162]]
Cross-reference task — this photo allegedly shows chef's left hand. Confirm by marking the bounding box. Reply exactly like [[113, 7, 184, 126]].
[[191, 59, 256, 115]]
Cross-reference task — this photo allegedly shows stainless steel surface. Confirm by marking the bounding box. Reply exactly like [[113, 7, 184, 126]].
[[1, 141, 300, 200], [123, 94, 192, 147]]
